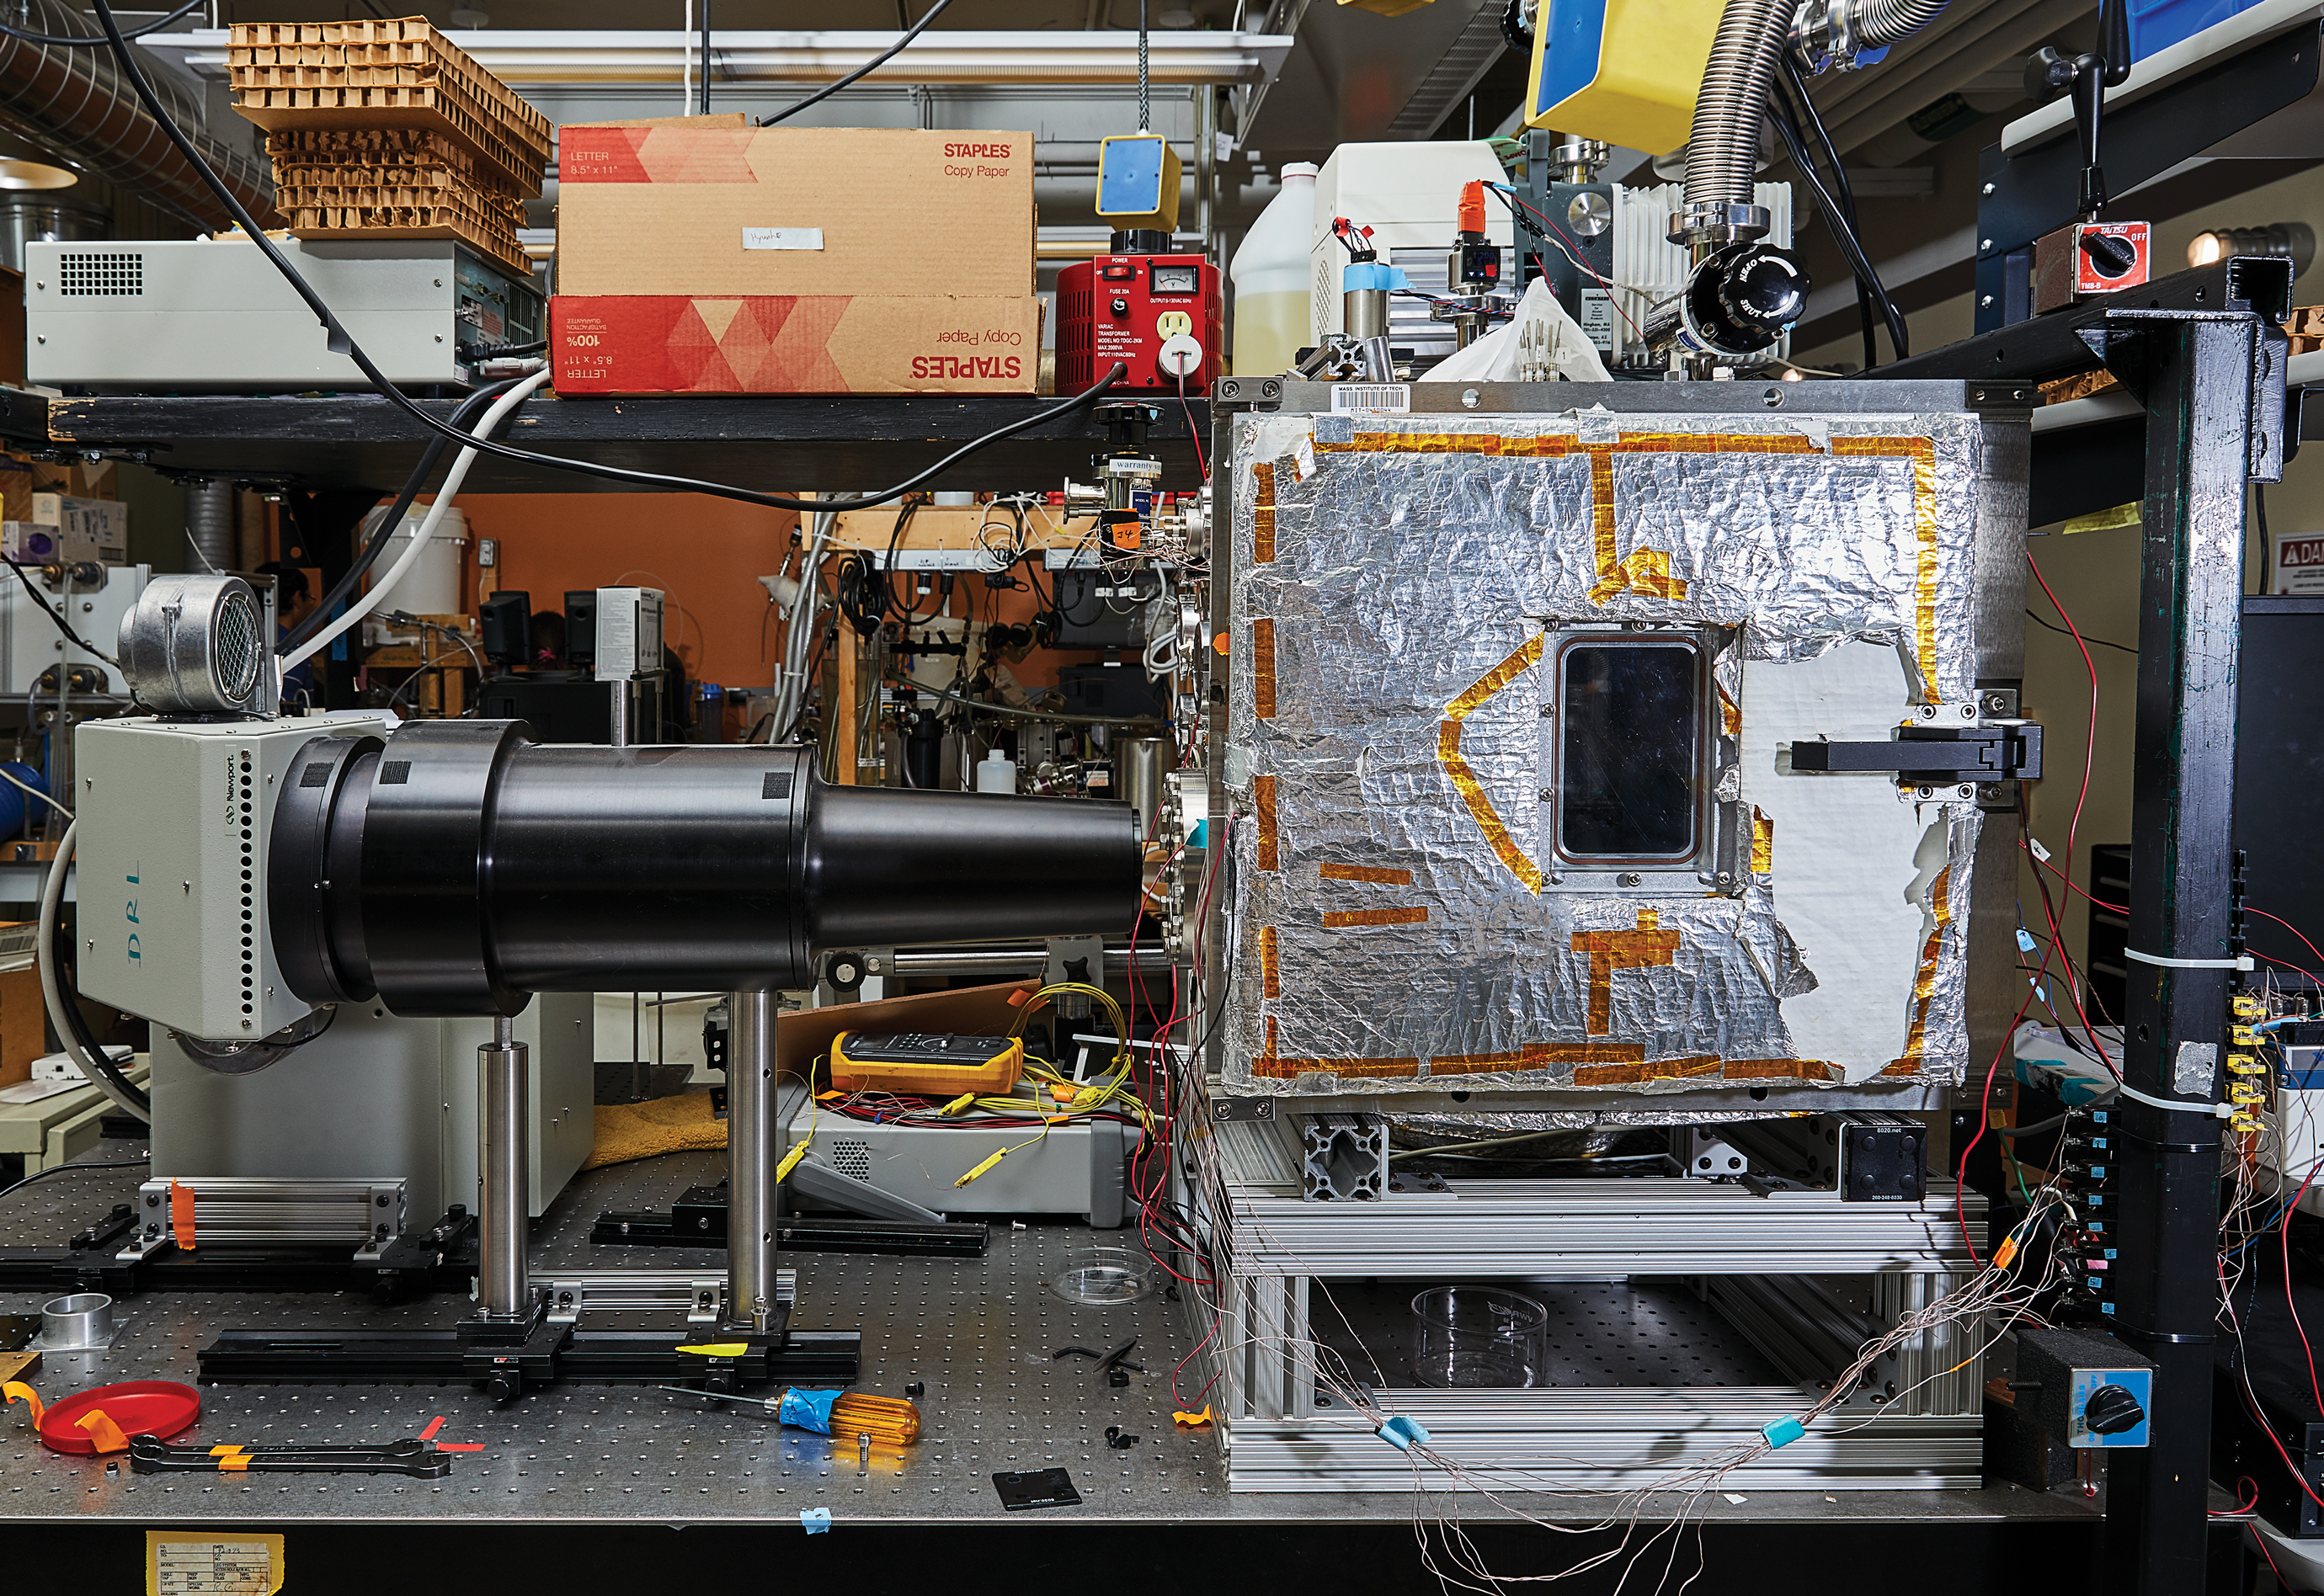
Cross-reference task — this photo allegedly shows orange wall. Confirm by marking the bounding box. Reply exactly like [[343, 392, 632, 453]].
[[454, 493, 799, 688], [417, 493, 1092, 700]]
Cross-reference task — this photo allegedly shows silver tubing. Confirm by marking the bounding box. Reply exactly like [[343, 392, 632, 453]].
[[477, 1013, 530, 1319], [728, 987, 776, 1333]]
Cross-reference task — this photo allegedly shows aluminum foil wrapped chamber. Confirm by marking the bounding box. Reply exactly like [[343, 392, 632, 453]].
[[1213, 384, 2027, 1107]]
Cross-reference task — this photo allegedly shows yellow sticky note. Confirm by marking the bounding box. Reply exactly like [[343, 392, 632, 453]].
[[147, 1532, 285, 1595]]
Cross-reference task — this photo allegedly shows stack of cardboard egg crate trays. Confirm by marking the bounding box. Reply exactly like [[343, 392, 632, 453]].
[[227, 17, 549, 276]]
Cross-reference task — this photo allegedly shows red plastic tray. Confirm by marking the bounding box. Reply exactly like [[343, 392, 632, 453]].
[[36, 1381, 200, 1455]]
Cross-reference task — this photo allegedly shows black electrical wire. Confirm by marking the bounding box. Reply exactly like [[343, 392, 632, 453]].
[[3, 557, 120, 666], [1993, 1092, 2117, 1137], [83, 0, 1126, 515], [3, 1157, 149, 1196], [51, 899, 148, 1115], [1767, 82, 1910, 366], [756, 0, 954, 126], [2025, 606, 2136, 655], [698, 0, 712, 114], [278, 375, 526, 657], [1775, 55, 1894, 369], [0, 0, 201, 45]]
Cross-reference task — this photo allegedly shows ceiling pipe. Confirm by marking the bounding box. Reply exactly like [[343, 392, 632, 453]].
[[0, 0, 270, 231]]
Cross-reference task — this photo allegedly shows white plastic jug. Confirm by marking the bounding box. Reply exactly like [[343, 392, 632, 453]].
[[1228, 162, 1318, 379]]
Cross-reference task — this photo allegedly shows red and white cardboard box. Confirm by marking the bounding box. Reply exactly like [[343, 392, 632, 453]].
[[551, 295, 1040, 396]]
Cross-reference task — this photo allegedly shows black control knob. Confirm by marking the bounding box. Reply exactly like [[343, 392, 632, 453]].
[[2082, 1382, 2145, 1436], [1678, 242, 1810, 357], [2078, 228, 2139, 279], [1714, 244, 1808, 333], [1111, 296, 1131, 316]]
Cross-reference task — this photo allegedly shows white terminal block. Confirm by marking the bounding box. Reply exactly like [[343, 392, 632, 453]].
[[594, 586, 664, 682], [75, 713, 391, 1043]]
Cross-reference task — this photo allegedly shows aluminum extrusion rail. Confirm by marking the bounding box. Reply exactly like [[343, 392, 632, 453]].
[[1220, 1178, 1986, 1275], [1223, 1391, 1983, 1492]]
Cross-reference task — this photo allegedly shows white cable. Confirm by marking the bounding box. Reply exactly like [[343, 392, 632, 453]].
[[280, 368, 552, 679], [0, 765, 70, 822], [37, 821, 150, 1124]]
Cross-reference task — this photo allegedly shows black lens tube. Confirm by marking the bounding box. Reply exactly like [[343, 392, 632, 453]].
[[270, 721, 1143, 1015]]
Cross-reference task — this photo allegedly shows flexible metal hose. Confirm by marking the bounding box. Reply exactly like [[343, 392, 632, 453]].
[[1852, 0, 1951, 46], [1685, 0, 1953, 211], [1683, 0, 1791, 211]]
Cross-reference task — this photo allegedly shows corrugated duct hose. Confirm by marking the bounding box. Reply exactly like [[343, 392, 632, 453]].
[[0, 0, 272, 230]]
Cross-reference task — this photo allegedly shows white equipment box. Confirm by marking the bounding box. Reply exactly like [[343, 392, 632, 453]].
[[3, 563, 147, 694], [593, 586, 664, 682], [1307, 141, 1514, 357], [26, 237, 545, 391]]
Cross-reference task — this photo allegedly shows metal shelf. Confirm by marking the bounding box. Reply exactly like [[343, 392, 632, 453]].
[[0, 388, 1207, 496]]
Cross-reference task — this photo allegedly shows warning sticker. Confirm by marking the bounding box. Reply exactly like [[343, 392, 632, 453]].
[[2273, 529, 2324, 594], [148, 1534, 284, 1596]]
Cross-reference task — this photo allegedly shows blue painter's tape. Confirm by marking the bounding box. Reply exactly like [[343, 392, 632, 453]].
[[1343, 261, 1411, 294], [780, 1386, 841, 1434], [1377, 1415, 1431, 1451], [800, 1508, 832, 1534], [1762, 1415, 1806, 1449]]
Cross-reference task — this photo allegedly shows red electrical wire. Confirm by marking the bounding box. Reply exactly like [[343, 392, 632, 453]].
[[1953, 554, 2112, 1256], [2252, 907, 2324, 975], [2212, 1476, 2263, 1518], [1177, 370, 1207, 482]]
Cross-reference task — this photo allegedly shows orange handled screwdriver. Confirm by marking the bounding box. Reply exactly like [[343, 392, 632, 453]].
[[659, 1386, 921, 1444]]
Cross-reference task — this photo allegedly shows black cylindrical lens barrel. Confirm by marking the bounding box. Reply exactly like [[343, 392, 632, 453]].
[[271, 722, 1142, 1015]]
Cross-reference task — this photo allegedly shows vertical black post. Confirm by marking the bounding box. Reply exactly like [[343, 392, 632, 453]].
[[2103, 311, 2275, 1593]]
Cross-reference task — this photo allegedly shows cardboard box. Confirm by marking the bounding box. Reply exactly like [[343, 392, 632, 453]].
[[29, 492, 129, 565], [552, 295, 1041, 396], [553, 125, 1035, 299]]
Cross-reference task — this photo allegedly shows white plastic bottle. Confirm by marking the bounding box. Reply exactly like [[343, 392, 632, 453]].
[[1228, 162, 1318, 378]]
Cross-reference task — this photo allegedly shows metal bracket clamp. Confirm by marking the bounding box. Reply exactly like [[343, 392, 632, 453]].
[[1788, 721, 2044, 785]]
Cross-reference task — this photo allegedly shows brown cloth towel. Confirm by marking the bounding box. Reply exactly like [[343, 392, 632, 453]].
[[581, 1090, 727, 1172]]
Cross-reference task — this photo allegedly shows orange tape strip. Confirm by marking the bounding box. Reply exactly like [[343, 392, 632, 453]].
[[418, 1416, 445, 1440], [218, 1453, 250, 1471], [1251, 617, 1277, 720], [438, 1442, 486, 1452], [1255, 774, 1278, 872], [74, 1409, 131, 1454], [1317, 863, 1414, 885], [170, 1178, 196, 1253], [1320, 907, 1427, 928], [1259, 925, 1280, 1000]]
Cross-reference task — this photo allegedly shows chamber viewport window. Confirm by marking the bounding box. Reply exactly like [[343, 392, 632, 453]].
[[1556, 640, 1703, 862]]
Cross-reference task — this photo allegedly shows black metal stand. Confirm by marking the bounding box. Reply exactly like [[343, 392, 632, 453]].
[[591, 1188, 989, 1258], [0, 1205, 478, 1300], [1875, 256, 2289, 1596]]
